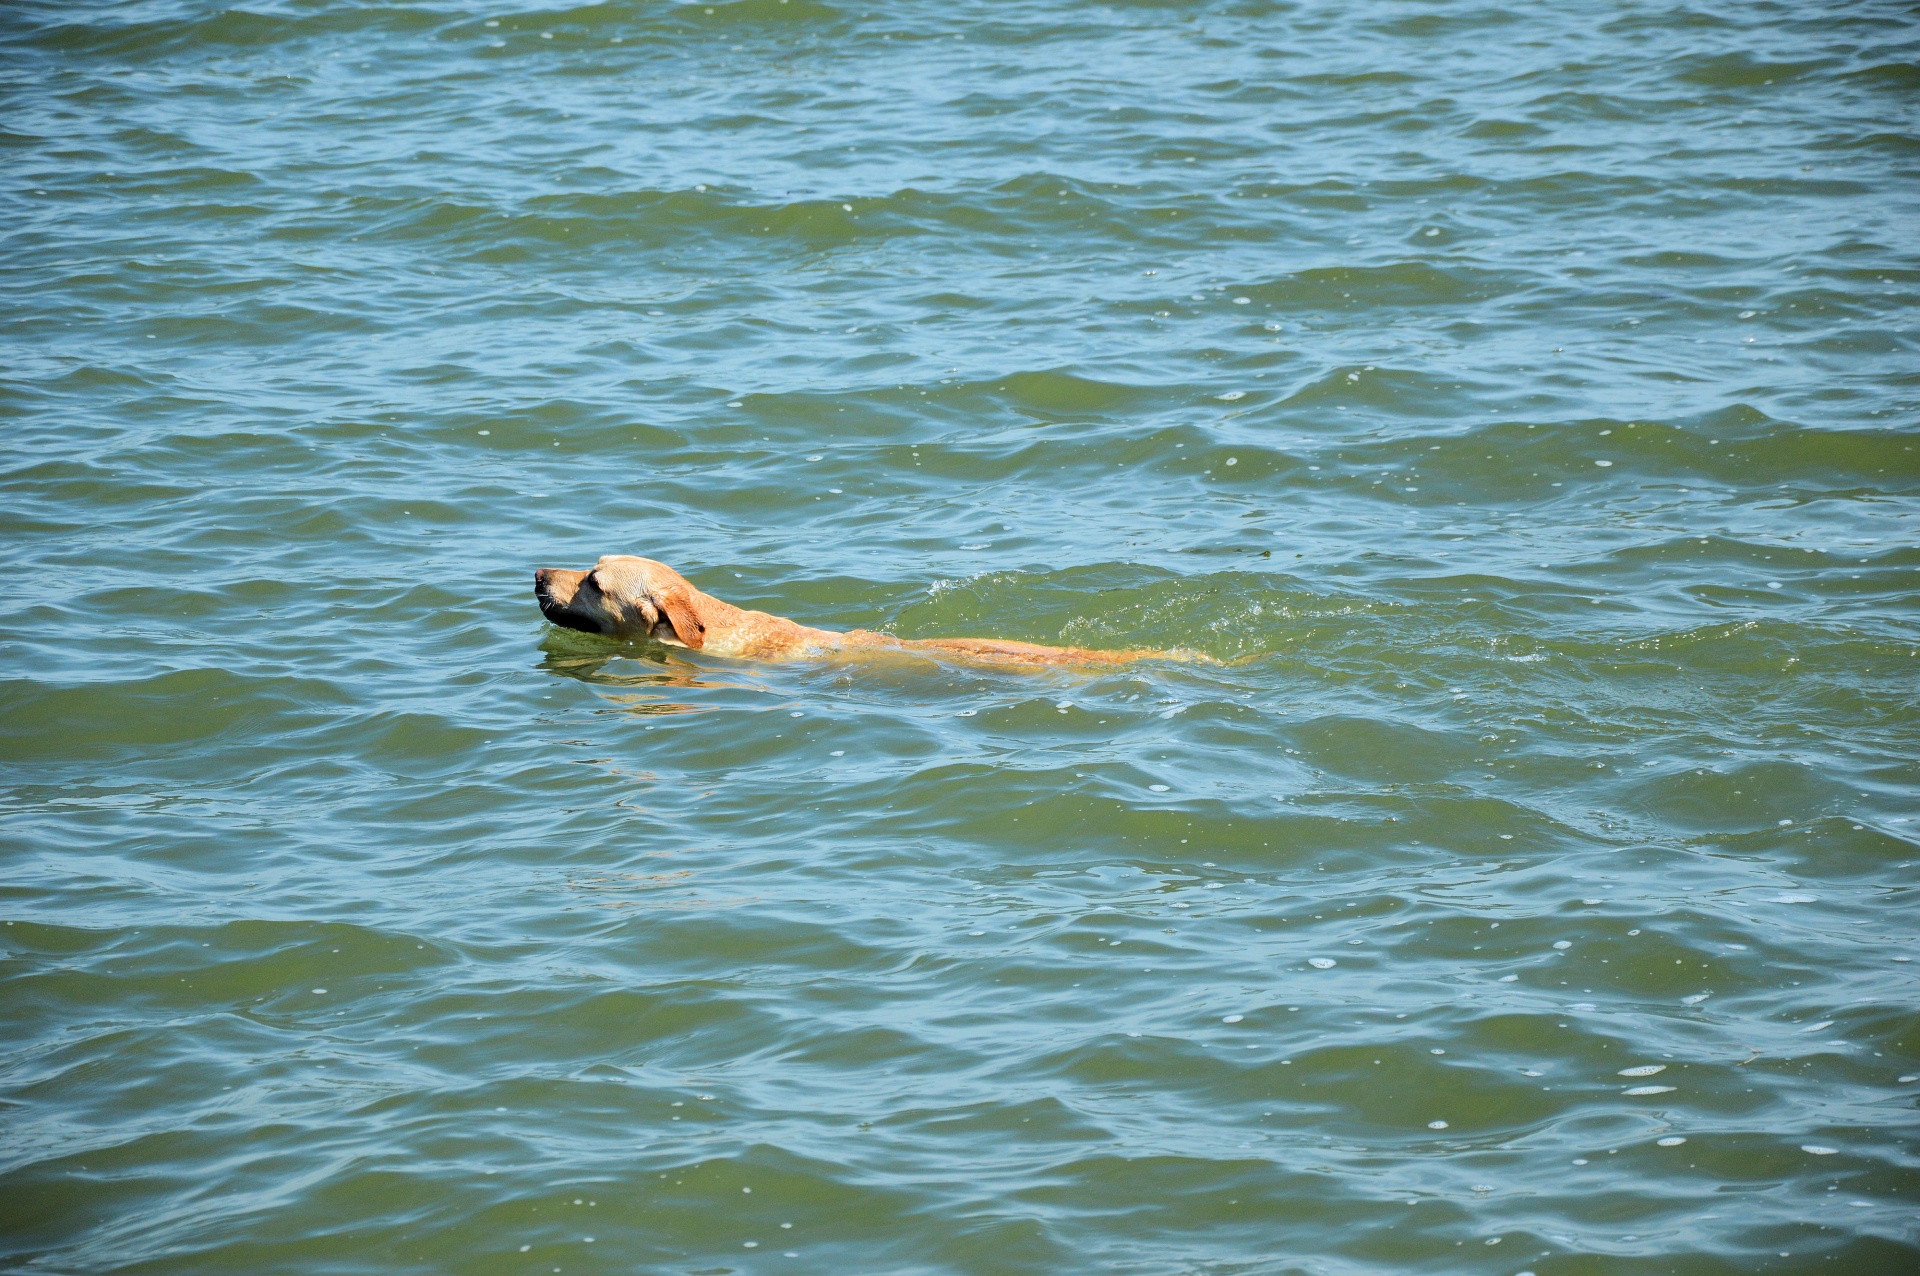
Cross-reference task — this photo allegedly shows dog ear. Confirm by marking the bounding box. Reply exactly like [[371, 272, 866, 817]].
[[656, 586, 707, 650]]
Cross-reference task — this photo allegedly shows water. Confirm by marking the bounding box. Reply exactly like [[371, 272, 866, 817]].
[[3, 1, 1918, 1271]]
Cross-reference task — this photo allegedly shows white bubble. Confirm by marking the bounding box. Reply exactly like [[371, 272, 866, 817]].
[[312, 988, 326, 994], [1309, 957, 1337, 969], [1222, 1014, 1244, 1023], [1625, 1085, 1676, 1095], [1553, 941, 1571, 950], [1148, 783, 1169, 792], [1216, 391, 1245, 401], [1233, 296, 1250, 304], [1773, 893, 1816, 903], [1619, 1065, 1666, 1077], [956, 709, 977, 717], [1657, 1136, 1687, 1146], [1498, 974, 1518, 982], [1428, 1120, 1449, 1129], [1681, 992, 1711, 1004], [1595, 459, 1613, 467], [1802, 1144, 1839, 1156]]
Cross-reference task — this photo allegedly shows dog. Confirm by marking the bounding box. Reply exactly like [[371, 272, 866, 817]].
[[534, 555, 1177, 667]]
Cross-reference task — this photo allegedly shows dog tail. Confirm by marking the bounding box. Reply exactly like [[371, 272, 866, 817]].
[[877, 635, 1210, 668]]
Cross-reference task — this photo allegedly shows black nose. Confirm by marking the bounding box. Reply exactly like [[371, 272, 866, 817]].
[[534, 568, 551, 594]]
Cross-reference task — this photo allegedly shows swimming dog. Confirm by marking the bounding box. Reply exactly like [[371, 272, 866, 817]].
[[534, 555, 1173, 667]]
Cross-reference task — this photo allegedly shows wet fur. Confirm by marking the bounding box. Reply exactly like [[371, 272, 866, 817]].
[[534, 556, 1177, 668]]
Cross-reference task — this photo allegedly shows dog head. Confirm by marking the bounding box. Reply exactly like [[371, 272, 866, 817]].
[[533, 555, 708, 648]]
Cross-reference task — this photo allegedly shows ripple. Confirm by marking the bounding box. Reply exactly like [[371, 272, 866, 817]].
[[3, 0, 1917, 1271]]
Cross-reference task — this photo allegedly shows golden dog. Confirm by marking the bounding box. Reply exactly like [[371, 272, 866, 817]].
[[534, 555, 1172, 667]]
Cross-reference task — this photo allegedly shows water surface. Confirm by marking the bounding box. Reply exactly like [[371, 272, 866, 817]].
[[3, 0, 1919, 1272]]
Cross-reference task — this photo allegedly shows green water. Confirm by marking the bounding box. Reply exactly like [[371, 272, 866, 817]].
[[3, 1, 1918, 1272]]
